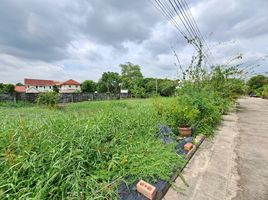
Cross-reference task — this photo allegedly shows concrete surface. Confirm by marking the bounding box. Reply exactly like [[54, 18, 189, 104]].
[[164, 97, 268, 200]]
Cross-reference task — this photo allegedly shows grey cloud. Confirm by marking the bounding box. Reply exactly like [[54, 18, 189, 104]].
[[0, 0, 161, 62], [0, 0, 267, 83], [195, 0, 268, 41], [82, 0, 161, 47]]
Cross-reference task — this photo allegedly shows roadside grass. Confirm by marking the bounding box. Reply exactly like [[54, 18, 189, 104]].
[[0, 98, 184, 199]]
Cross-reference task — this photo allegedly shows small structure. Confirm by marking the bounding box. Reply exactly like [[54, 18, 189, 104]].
[[120, 89, 129, 94]]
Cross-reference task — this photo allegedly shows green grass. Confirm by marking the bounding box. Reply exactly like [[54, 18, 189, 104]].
[[0, 99, 184, 199]]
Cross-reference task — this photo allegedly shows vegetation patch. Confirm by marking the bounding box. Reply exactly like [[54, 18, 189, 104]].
[[0, 99, 184, 199]]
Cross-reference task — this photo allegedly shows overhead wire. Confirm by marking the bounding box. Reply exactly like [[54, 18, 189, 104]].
[[179, 0, 216, 65], [172, 0, 214, 66], [149, 0, 216, 69]]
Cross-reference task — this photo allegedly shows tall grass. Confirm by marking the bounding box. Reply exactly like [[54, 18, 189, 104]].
[[0, 99, 184, 199]]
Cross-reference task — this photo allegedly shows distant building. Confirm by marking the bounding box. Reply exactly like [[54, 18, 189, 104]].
[[120, 89, 129, 94], [58, 79, 81, 93], [23, 78, 81, 93], [25, 79, 54, 93]]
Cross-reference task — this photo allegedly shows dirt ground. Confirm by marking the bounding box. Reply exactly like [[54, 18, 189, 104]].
[[164, 97, 268, 200]]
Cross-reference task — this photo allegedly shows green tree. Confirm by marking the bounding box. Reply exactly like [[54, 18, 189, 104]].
[[142, 78, 157, 95], [120, 62, 143, 91], [0, 84, 15, 93], [158, 79, 176, 97], [81, 80, 96, 93], [97, 72, 121, 94], [0, 83, 4, 93], [16, 83, 24, 86]]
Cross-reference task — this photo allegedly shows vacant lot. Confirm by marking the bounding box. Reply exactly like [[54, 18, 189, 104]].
[[0, 99, 184, 199]]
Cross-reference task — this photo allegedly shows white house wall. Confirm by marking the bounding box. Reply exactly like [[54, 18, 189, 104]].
[[26, 85, 53, 93], [60, 85, 80, 90], [25, 84, 81, 93]]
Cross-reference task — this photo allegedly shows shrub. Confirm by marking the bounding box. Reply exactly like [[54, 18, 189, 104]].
[[154, 84, 228, 137], [0, 84, 15, 93], [36, 92, 59, 107], [262, 85, 268, 98], [131, 85, 146, 98]]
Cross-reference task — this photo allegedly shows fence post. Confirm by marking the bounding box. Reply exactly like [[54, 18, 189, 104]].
[[13, 92, 17, 103]]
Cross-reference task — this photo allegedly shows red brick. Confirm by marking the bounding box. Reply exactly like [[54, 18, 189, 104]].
[[184, 143, 194, 151], [136, 180, 156, 200]]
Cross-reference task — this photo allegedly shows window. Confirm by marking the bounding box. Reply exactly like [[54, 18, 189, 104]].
[[69, 85, 71, 88], [36, 86, 38, 89], [44, 86, 45, 89], [49, 86, 52, 89], [76, 85, 78, 88]]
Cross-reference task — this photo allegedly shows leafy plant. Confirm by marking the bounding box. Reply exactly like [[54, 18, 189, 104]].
[[262, 85, 268, 98], [36, 92, 59, 107]]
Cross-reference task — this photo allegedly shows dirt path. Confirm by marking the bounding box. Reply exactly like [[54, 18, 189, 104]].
[[164, 97, 268, 200]]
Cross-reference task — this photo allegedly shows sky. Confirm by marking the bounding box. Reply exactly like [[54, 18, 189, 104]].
[[0, 0, 268, 84]]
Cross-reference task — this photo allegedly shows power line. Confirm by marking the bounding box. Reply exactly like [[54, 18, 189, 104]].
[[179, 0, 216, 65], [151, 0, 188, 39], [150, 0, 215, 67], [168, 0, 197, 44], [173, 0, 214, 66], [151, 0, 205, 53], [167, 0, 213, 65]]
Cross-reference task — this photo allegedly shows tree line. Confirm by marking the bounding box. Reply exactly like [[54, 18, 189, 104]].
[[81, 62, 178, 97]]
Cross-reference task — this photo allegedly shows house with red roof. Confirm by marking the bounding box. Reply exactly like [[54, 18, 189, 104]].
[[25, 79, 55, 93], [23, 78, 80, 93], [58, 79, 81, 93]]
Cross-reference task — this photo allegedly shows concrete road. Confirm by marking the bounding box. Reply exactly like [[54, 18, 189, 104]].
[[164, 97, 268, 200]]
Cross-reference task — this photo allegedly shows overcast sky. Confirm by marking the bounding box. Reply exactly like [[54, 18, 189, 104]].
[[0, 0, 268, 83]]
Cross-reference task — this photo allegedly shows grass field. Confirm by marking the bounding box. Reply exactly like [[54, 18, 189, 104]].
[[0, 99, 184, 199]]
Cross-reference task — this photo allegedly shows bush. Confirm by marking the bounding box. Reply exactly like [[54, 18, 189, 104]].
[[154, 83, 230, 137], [262, 85, 268, 98], [158, 80, 176, 97], [131, 85, 146, 98], [36, 92, 59, 107]]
